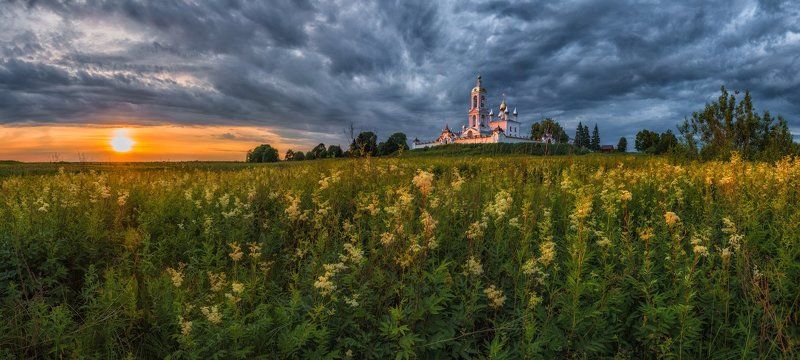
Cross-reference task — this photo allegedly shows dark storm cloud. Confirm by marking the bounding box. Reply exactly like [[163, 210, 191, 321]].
[[1, 0, 799, 145]]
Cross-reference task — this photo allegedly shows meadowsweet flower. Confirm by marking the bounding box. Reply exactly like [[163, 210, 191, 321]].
[[521, 258, 538, 275], [620, 190, 632, 202], [466, 220, 485, 241], [314, 262, 347, 296], [208, 272, 227, 292], [201, 305, 222, 324], [484, 285, 506, 309], [178, 316, 192, 337], [639, 227, 654, 241], [420, 210, 437, 238], [538, 241, 556, 266], [166, 264, 185, 288], [720, 247, 732, 262], [412, 170, 434, 197], [231, 281, 244, 294], [284, 194, 304, 221], [344, 294, 360, 308], [721, 217, 743, 251], [664, 211, 680, 227], [450, 169, 464, 190], [340, 243, 364, 264], [528, 292, 543, 308], [248, 242, 262, 259], [229, 242, 244, 262], [693, 244, 709, 257], [463, 256, 484, 276], [380, 232, 395, 246], [485, 190, 513, 219]]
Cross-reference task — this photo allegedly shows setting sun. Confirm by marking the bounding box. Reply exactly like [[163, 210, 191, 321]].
[[110, 128, 135, 153]]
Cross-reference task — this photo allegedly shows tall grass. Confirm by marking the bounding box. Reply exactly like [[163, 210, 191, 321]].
[[1, 154, 798, 358]]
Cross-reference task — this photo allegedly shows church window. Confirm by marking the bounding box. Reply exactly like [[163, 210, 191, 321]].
[[472, 96, 477, 108]]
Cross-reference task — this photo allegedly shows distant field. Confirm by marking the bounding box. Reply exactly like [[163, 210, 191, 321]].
[[1, 155, 798, 358]]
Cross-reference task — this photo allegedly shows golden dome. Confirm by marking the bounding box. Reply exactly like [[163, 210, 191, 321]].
[[499, 99, 507, 111]]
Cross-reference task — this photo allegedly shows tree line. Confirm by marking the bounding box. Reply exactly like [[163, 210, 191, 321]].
[[245, 132, 409, 163], [530, 118, 627, 153]]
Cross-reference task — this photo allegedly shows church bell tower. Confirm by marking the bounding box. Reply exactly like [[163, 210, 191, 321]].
[[468, 75, 488, 128]]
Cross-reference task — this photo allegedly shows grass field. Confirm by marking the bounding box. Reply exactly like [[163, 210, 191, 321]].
[[1, 154, 799, 358]]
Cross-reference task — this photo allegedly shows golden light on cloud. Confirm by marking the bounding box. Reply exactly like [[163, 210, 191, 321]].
[[110, 128, 135, 153], [0, 124, 307, 162]]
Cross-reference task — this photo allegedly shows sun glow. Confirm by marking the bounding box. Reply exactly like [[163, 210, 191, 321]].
[[110, 128, 135, 153]]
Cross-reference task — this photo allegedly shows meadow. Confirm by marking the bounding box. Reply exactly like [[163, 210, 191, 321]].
[[1, 154, 798, 358]]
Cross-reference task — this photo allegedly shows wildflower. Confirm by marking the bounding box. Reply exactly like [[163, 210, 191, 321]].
[[116, 190, 129, 206], [166, 264, 185, 288], [484, 285, 506, 309], [538, 241, 556, 266], [463, 256, 484, 276], [664, 211, 680, 227], [314, 275, 336, 296], [285, 194, 303, 221], [344, 294, 360, 308], [412, 170, 434, 197], [201, 305, 222, 324], [178, 316, 192, 337], [485, 190, 513, 219], [231, 281, 244, 294], [720, 247, 732, 262], [721, 217, 743, 251], [208, 272, 227, 292], [521, 258, 538, 275], [420, 211, 437, 237], [466, 220, 485, 241], [247, 242, 262, 259], [450, 169, 464, 190], [340, 243, 364, 264], [620, 190, 632, 202], [528, 292, 543, 308], [228, 242, 244, 262], [693, 245, 709, 257], [259, 260, 274, 274], [639, 227, 654, 241], [380, 232, 395, 246], [508, 216, 521, 229]]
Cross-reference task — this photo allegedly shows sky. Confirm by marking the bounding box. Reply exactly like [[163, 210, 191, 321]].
[[1, 0, 799, 161]]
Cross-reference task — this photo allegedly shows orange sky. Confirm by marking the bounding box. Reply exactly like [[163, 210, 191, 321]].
[[0, 125, 305, 162]]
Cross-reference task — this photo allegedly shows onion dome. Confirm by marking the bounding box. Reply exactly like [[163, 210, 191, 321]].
[[512, 107, 518, 116], [499, 99, 507, 112]]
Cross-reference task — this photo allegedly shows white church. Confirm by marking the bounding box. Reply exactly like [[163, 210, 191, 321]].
[[412, 75, 539, 149]]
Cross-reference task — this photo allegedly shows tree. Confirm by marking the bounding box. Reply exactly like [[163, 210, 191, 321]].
[[293, 151, 305, 161], [635, 130, 660, 153], [246, 144, 279, 163], [678, 86, 795, 160], [284, 149, 295, 161], [326, 145, 343, 158], [350, 131, 377, 157], [590, 124, 601, 151], [377, 132, 409, 156], [531, 118, 569, 143], [310, 143, 327, 159], [656, 130, 678, 154], [574, 122, 590, 148], [617, 137, 627, 153]]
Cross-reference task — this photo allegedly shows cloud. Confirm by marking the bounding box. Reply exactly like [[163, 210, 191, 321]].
[[1, 0, 799, 147]]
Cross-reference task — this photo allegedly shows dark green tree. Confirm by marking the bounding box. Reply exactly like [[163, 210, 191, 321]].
[[246, 144, 279, 163], [284, 149, 295, 161], [377, 132, 409, 156], [590, 124, 601, 151], [531, 118, 569, 143], [678, 86, 795, 160], [635, 130, 660, 153], [326, 145, 343, 158], [310, 143, 327, 159], [350, 131, 378, 157], [293, 151, 305, 161], [617, 137, 627, 153], [656, 130, 678, 154]]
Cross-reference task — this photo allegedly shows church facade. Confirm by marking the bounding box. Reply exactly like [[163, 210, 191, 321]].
[[412, 76, 539, 149]]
